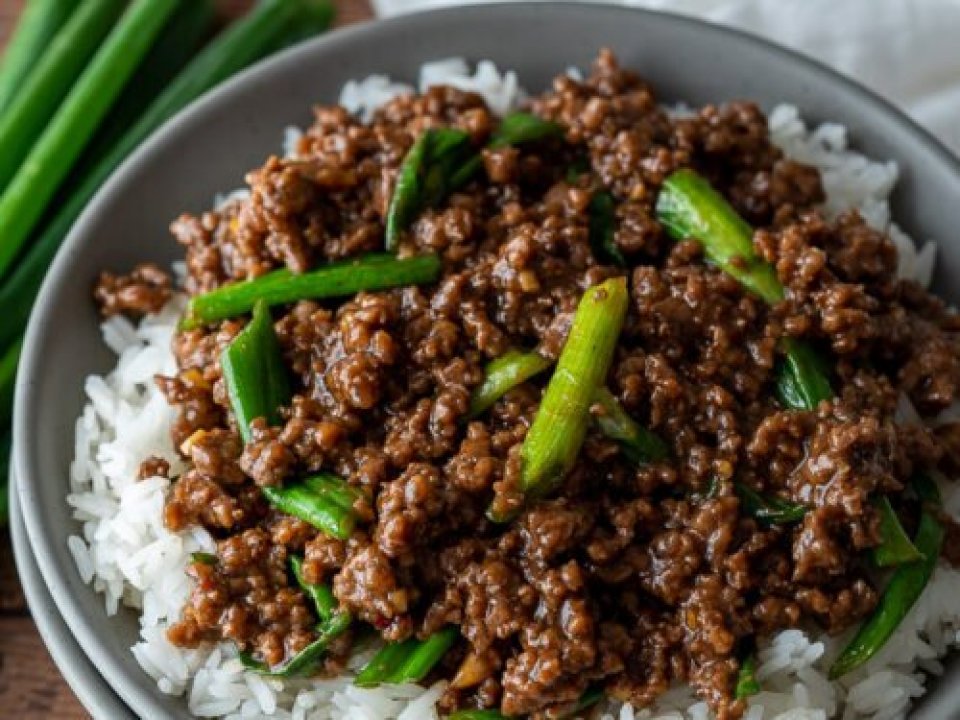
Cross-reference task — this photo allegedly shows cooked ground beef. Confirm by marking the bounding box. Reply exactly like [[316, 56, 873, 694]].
[[100, 51, 960, 719], [94, 262, 172, 317]]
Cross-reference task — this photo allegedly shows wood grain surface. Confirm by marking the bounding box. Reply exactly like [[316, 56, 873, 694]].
[[0, 0, 373, 716]]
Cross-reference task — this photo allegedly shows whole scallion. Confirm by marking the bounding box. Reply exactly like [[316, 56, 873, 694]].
[[0, 0, 184, 279], [0, 0, 76, 113], [0, 0, 126, 194], [0, 0, 336, 354]]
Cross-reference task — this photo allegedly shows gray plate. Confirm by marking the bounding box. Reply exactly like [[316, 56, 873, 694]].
[[13, 3, 960, 718], [8, 463, 134, 719]]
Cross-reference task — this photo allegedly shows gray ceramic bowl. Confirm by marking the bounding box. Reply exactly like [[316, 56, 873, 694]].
[[14, 3, 960, 718], [8, 464, 135, 719]]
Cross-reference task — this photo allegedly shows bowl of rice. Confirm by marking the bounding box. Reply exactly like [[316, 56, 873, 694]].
[[14, 3, 960, 719]]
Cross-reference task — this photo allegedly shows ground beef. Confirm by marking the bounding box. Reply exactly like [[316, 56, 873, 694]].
[[94, 262, 172, 317], [94, 51, 960, 719]]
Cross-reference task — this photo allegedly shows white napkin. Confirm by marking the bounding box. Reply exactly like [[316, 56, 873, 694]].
[[371, 0, 960, 156]]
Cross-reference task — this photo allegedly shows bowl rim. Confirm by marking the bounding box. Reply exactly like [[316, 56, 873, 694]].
[[14, 2, 960, 717]]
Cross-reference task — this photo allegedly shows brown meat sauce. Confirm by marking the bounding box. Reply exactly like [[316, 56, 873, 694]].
[[97, 51, 960, 719]]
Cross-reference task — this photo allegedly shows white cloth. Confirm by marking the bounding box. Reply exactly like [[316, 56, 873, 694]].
[[371, 0, 960, 155]]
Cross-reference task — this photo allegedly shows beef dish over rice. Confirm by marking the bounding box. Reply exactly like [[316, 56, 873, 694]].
[[90, 51, 960, 719]]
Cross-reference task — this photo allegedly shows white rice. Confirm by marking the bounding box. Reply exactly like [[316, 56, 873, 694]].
[[65, 59, 960, 720]]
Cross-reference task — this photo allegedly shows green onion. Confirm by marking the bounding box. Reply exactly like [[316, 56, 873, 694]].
[[872, 495, 924, 568], [190, 552, 217, 566], [656, 169, 783, 303], [774, 337, 832, 411], [290, 554, 337, 622], [69, 0, 216, 184], [588, 191, 626, 266], [572, 686, 604, 713], [0, 0, 336, 353], [513, 277, 628, 507], [241, 609, 351, 677], [221, 301, 291, 443], [182, 254, 441, 329], [385, 132, 431, 252], [489, 112, 563, 148], [356, 626, 459, 687], [467, 349, 552, 418], [734, 654, 761, 699], [355, 638, 420, 688], [449, 111, 564, 189], [0, 0, 76, 113], [735, 482, 806, 525], [243, 551, 351, 676], [387, 113, 564, 241], [592, 386, 668, 464], [303, 473, 366, 514], [391, 626, 459, 684], [830, 475, 945, 679], [0, 432, 10, 527], [386, 129, 473, 251], [0, 338, 22, 433], [655, 169, 833, 412], [0, 0, 125, 195], [446, 686, 602, 719], [468, 350, 667, 465], [262, 482, 355, 539], [0, 0, 184, 279]]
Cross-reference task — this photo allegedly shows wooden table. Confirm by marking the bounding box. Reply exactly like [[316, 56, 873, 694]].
[[0, 0, 372, 716]]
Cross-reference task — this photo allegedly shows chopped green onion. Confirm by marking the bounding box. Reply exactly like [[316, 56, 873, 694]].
[[592, 386, 668, 464], [656, 169, 833, 412], [356, 626, 459, 687], [830, 475, 945, 679], [241, 610, 351, 677], [386, 129, 472, 251], [468, 349, 552, 418], [872, 495, 924, 568], [355, 637, 420, 687], [775, 337, 833, 411], [302, 473, 366, 513], [290, 554, 337, 622], [656, 169, 783, 304], [588, 191, 626, 266], [513, 277, 628, 508], [735, 482, 806, 525], [262, 482, 355, 539], [190, 552, 217, 566], [390, 626, 459, 684], [220, 301, 291, 443], [182, 254, 441, 329], [449, 111, 563, 189], [734, 654, 760, 699]]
